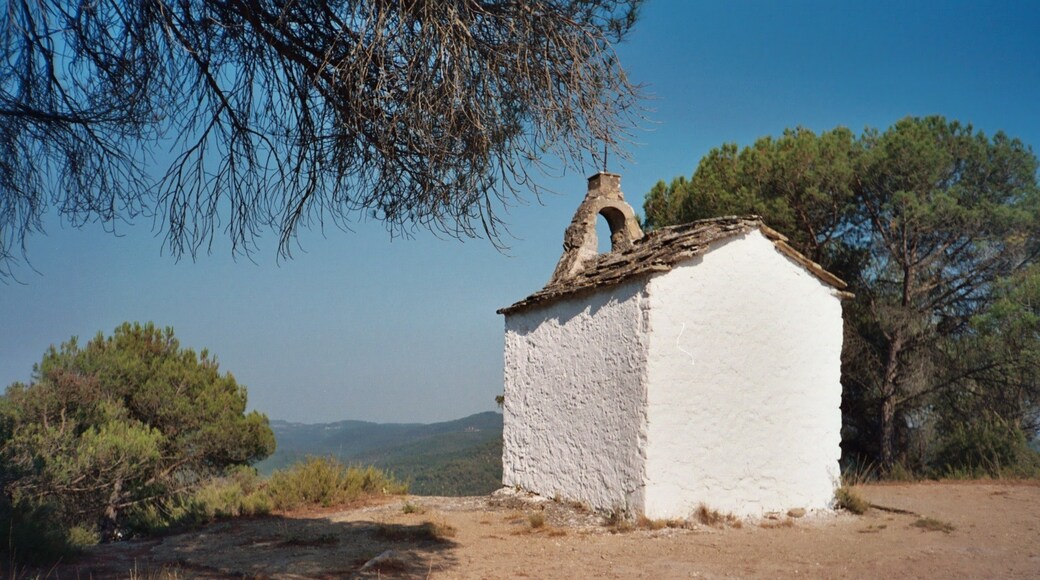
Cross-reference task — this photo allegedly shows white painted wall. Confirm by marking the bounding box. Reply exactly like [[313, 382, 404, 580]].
[[502, 279, 650, 513], [643, 230, 843, 518]]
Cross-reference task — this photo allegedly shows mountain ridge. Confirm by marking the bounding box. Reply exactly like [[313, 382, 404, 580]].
[[257, 411, 504, 496]]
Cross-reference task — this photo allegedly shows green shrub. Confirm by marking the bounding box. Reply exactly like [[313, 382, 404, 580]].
[[3, 458, 405, 567], [124, 501, 188, 536], [186, 473, 272, 522], [123, 467, 274, 534], [241, 490, 273, 516], [0, 324, 275, 543], [266, 457, 407, 511], [0, 499, 76, 565], [928, 415, 1040, 479], [402, 501, 425, 514], [67, 525, 101, 549]]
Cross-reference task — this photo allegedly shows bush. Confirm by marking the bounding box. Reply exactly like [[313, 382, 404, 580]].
[[122, 467, 272, 534], [0, 323, 275, 548], [67, 526, 101, 549], [119, 460, 405, 538], [123, 501, 189, 537], [266, 457, 407, 511], [928, 415, 1040, 479], [0, 499, 77, 565]]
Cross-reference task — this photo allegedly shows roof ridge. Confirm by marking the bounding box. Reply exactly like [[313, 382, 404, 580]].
[[498, 216, 849, 315]]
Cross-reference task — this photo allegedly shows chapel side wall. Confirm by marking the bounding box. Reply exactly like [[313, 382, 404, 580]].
[[502, 279, 649, 513], [643, 230, 843, 518]]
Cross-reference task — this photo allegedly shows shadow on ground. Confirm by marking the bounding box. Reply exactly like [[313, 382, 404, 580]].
[[49, 515, 459, 579]]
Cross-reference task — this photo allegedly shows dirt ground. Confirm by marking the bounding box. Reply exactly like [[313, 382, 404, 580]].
[[49, 481, 1040, 578]]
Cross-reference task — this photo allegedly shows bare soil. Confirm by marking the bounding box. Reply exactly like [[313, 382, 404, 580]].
[[45, 481, 1040, 578]]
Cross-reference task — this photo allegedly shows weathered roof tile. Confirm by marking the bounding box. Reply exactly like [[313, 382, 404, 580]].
[[498, 216, 849, 315]]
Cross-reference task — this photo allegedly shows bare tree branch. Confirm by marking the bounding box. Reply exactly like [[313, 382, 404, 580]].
[[0, 0, 646, 275]]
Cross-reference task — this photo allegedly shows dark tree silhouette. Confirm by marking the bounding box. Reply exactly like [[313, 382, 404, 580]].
[[0, 0, 643, 274]]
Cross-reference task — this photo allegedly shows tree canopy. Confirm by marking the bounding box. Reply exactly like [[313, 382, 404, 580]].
[[0, 0, 644, 276], [643, 116, 1040, 473], [0, 322, 275, 539]]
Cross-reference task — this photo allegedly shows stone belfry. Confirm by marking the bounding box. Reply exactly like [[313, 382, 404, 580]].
[[547, 172, 643, 285]]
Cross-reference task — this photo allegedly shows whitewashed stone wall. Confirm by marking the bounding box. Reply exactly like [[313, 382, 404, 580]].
[[642, 230, 843, 518], [502, 279, 650, 513]]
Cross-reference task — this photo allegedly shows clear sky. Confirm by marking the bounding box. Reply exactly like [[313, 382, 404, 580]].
[[2, 1, 1038, 424]]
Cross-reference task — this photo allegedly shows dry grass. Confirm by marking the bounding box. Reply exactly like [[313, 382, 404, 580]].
[[912, 517, 956, 534], [429, 520, 458, 539], [528, 512, 545, 529], [127, 564, 184, 579], [266, 458, 407, 511], [603, 508, 633, 533], [605, 507, 744, 533], [834, 486, 870, 515], [695, 504, 743, 528], [841, 461, 879, 486], [503, 511, 526, 524], [401, 501, 426, 515], [759, 518, 795, 529], [506, 510, 567, 536], [635, 515, 687, 530]]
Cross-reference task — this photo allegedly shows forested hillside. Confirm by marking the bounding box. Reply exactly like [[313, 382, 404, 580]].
[[257, 412, 503, 496]]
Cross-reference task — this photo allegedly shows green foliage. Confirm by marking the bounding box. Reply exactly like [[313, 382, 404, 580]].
[[0, 498, 76, 565], [67, 525, 101, 549], [265, 457, 407, 511], [0, 322, 275, 562], [884, 462, 919, 482], [386, 437, 503, 496], [125, 460, 403, 536], [644, 116, 1040, 472], [644, 127, 859, 268], [181, 468, 272, 524], [928, 414, 1040, 479], [401, 501, 425, 514]]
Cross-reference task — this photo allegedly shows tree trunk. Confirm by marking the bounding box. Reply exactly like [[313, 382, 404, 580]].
[[103, 478, 123, 540], [880, 393, 896, 470], [879, 332, 904, 471]]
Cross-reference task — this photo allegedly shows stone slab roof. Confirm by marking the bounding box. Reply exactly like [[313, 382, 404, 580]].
[[498, 216, 849, 315]]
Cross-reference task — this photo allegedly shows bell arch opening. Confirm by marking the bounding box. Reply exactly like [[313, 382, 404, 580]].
[[599, 205, 632, 252], [595, 214, 612, 254]]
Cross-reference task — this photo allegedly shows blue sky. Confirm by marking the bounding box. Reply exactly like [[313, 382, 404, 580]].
[[2, 1, 1038, 423]]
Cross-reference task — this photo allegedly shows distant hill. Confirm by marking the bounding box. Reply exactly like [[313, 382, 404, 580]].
[[256, 411, 503, 496]]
